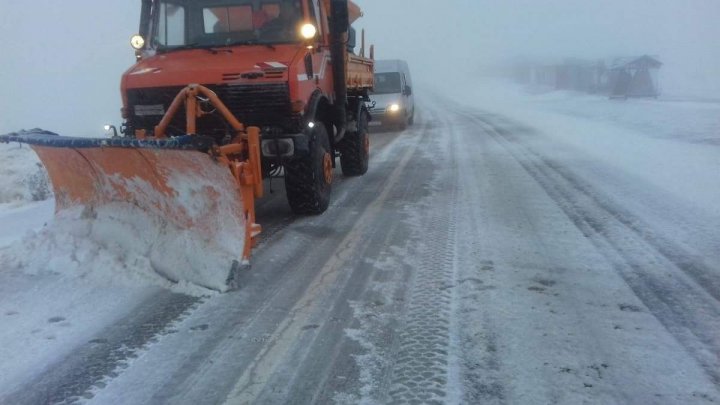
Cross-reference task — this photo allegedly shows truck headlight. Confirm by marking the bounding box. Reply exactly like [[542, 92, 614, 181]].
[[389, 104, 400, 112], [130, 35, 145, 50], [301, 24, 317, 39]]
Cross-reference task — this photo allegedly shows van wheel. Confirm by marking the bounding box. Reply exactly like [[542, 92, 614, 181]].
[[339, 110, 370, 176], [398, 112, 408, 130], [408, 109, 415, 126], [284, 124, 332, 215]]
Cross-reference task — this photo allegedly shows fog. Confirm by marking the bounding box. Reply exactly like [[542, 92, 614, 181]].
[[1, 0, 718, 136]]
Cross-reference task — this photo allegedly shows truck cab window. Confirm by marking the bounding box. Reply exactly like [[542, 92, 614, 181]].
[[157, 2, 186, 46], [258, 1, 302, 42], [203, 6, 253, 34]]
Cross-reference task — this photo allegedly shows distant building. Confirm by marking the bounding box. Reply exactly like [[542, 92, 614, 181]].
[[511, 55, 662, 99], [555, 59, 606, 93], [607, 55, 662, 99]]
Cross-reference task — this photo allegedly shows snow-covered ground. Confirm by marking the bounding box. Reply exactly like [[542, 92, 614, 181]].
[[436, 78, 720, 261], [4, 81, 717, 298], [445, 78, 720, 214], [1, 79, 719, 403]]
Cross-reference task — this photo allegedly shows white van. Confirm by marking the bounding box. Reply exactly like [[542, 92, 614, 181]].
[[369, 60, 415, 129]]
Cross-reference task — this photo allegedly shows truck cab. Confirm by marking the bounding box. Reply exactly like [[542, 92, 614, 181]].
[[123, 0, 374, 214]]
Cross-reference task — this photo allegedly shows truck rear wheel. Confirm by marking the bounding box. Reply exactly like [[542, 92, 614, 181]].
[[284, 124, 332, 215], [340, 110, 370, 176]]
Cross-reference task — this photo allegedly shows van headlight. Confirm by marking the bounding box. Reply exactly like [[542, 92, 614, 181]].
[[389, 104, 400, 113]]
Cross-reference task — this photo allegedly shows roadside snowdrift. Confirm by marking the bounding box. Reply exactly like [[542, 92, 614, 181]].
[[0, 142, 52, 207], [0, 145, 248, 294], [0, 202, 240, 295]]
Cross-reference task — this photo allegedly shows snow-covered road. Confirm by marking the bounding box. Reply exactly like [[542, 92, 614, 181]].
[[1, 89, 719, 404]]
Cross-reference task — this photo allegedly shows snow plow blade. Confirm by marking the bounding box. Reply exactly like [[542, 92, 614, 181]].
[[0, 129, 262, 292]]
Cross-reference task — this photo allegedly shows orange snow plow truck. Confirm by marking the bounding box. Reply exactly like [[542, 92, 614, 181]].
[[0, 0, 374, 290]]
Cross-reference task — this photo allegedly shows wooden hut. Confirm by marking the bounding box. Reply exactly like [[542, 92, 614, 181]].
[[607, 55, 662, 99]]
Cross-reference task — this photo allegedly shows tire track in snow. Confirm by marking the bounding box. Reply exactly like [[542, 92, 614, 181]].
[[221, 110, 441, 403], [385, 112, 460, 404], [251, 114, 441, 404], [481, 114, 720, 305], [444, 108, 507, 404], [467, 111, 720, 386]]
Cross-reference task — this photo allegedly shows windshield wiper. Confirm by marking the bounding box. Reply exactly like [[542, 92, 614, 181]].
[[224, 39, 276, 50], [156, 43, 205, 54], [157, 43, 241, 54], [157, 39, 280, 54], [208, 47, 233, 54]]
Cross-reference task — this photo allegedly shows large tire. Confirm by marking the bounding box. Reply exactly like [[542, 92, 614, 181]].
[[284, 124, 333, 215], [408, 108, 415, 126], [339, 110, 370, 176]]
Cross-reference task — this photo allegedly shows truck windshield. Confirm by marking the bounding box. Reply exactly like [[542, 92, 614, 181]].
[[372, 72, 402, 94], [152, 0, 304, 50]]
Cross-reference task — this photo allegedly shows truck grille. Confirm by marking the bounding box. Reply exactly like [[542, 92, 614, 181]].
[[127, 83, 299, 136]]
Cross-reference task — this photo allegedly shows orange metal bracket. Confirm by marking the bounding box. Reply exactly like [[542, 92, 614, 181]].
[[153, 84, 263, 262]]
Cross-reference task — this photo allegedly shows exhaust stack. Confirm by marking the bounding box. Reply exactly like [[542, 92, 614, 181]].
[[329, 0, 350, 140]]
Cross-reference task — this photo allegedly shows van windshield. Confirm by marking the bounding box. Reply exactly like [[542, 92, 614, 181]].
[[373, 72, 402, 94]]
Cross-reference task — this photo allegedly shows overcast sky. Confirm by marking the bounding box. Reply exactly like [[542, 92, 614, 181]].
[[1, 0, 718, 136]]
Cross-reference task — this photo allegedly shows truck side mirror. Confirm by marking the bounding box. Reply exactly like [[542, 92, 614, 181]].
[[330, 0, 349, 35], [404, 86, 413, 96]]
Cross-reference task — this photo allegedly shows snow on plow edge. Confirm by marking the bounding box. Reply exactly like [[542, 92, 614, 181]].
[[0, 146, 247, 295]]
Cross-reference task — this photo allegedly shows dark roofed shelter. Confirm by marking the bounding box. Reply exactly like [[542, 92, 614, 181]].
[[608, 55, 662, 99]]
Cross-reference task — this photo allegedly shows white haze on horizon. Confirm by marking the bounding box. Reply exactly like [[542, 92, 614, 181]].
[[1, 0, 718, 136], [358, 0, 720, 98]]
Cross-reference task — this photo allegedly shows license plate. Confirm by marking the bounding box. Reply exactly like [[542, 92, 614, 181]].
[[369, 121, 382, 127], [134, 104, 166, 116]]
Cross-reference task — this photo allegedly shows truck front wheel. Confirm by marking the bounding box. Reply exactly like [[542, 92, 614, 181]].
[[339, 110, 370, 176], [284, 124, 333, 215]]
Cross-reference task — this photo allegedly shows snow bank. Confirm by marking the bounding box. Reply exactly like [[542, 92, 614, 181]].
[[0, 202, 239, 295], [0, 143, 52, 207], [0, 200, 53, 249], [0, 145, 248, 294]]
